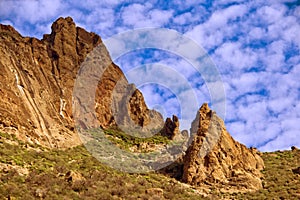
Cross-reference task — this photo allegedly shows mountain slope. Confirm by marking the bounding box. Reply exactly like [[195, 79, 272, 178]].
[[0, 131, 299, 199]]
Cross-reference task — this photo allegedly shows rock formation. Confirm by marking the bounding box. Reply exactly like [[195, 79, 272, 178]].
[[160, 115, 180, 140], [0, 17, 163, 148], [182, 103, 264, 191], [109, 82, 164, 137]]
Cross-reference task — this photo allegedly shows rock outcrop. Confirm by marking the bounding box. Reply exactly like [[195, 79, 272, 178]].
[[182, 103, 264, 191], [160, 115, 180, 140], [109, 83, 164, 137], [0, 17, 163, 148]]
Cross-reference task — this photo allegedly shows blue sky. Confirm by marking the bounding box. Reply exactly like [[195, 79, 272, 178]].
[[0, 0, 300, 151]]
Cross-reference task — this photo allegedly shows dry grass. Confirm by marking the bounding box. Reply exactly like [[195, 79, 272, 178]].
[[0, 130, 299, 199], [219, 149, 300, 199], [0, 131, 204, 200]]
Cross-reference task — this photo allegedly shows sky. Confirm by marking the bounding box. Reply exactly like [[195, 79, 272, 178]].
[[0, 0, 299, 152]]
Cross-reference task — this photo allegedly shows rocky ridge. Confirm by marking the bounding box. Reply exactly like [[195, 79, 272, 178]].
[[0, 17, 162, 148]]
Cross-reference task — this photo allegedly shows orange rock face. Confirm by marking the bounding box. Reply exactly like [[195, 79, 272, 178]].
[[160, 115, 180, 140], [0, 17, 163, 147], [182, 103, 264, 191]]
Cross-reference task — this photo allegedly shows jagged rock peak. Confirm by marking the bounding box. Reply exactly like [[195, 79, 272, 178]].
[[0, 17, 106, 148], [0, 24, 22, 38], [182, 103, 264, 192], [48, 17, 75, 32], [0, 17, 163, 148], [160, 115, 180, 140]]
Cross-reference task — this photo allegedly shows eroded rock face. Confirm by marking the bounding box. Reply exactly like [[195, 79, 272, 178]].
[[109, 83, 164, 136], [182, 103, 264, 191], [0, 17, 88, 148], [0, 17, 163, 148], [160, 115, 180, 140]]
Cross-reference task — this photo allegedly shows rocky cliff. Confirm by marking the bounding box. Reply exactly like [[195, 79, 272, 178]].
[[0, 17, 163, 148], [182, 103, 264, 191]]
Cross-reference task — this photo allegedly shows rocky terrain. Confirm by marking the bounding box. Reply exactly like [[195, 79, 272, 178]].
[[0, 17, 162, 148], [0, 130, 300, 199], [0, 17, 287, 198]]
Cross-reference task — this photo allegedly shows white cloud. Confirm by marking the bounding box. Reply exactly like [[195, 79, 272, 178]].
[[248, 27, 265, 40], [214, 42, 258, 71], [268, 97, 292, 114], [185, 4, 248, 49], [121, 3, 173, 28], [173, 12, 192, 25], [0, 19, 13, 26], [149, 9, 174, 25], [121, 3, 150, 26], [260, 130, 300, 151], [208, 4, 248, 28], [2, 0, 63, 24], [256, 5, 286, 24]]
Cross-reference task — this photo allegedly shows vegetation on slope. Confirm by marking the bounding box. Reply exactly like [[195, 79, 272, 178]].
[[219, 148, 300, 199], [103, 128, 170, 152], [0, 130, 300, 199], [0, 131, 203, 200]]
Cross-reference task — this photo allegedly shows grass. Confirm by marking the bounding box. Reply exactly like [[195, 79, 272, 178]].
[[103, 128, 170, 152], [219, 149, 300, 199], [0, 131, 205, 200], [1, 130, 300, 199]]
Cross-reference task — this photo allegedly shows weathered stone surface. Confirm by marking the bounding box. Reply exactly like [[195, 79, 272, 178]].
[[110, 82, 164, 137], [160, 115, 180, 140], [0, 17, 163, 148], [0, 17, 86, 148], [182, 103, 264, 191], [292, 167, 300, 175]]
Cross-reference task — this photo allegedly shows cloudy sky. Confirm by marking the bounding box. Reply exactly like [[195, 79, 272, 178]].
[[0, 0, 299, 152]]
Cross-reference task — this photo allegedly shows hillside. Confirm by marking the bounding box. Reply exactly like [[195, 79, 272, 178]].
[[0, 131, 299, 199]]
